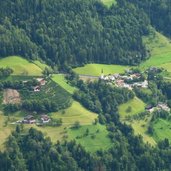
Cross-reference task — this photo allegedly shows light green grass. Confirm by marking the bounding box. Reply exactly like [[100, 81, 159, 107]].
[[0, 112, 18, 150], [25, 101, 98, 144], [33, 60, 51, 71], [0, 56, 43, 76], [129, 119, 156, 145], [51, 101, 97, 126], [68, 124, 112, 152], [101, 0, 116, 7], [119, 97, 146, 118], [152, 119, 171, 143], [73, 64, 129, 76], [52, 74, 77, 94], [160, 62, 171, 72], [140, 31, 171, 70]]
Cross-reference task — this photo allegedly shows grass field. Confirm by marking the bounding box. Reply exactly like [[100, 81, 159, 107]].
[[33, 60, 51, 71], [0, 56, 43, 76], [0, 112, 19, 150], [152, 119, 171, 143], [140, 31, 171, 70], [118, 97, 146, 118], [130, 119, 156, 145], [52, 74, 77, 94], [73, 64, 129, 76], [51, 101, 97, 126], [68, 124, 112, 152], [101, 0, 116, 7]]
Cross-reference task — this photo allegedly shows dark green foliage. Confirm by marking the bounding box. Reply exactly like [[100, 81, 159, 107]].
[[1, 127, 171, 171], [20, 80, 71, 112], [73, 80, 134, 123], [0, 0, 149, 67], [1, 79, 71, 112], [128, 0, 171, 37], [0, 67, 13, 78]]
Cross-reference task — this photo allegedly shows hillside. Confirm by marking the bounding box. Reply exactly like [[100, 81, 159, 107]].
[[0, 0, 149, 67], [1, 1, 171, 170], [0, 56, 44, 76]]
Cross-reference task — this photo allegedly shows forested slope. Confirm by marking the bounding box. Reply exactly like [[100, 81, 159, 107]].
[[0, 0, 149, 67], [128, 0, 171, 38]]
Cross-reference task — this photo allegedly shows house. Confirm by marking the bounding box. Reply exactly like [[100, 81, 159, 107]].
[[145, 105, 155, 113], [157, 103, 170, 112], [40, 115, 51, 123], [33, 86, 40, 92], [36, 78, 46, 86], [23, 115, 36, 124]]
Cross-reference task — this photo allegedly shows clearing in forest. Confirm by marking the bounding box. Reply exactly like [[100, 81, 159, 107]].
[[118, 97, 146, 118], [101, 0, 116, 7], [67, 124, 112, 152], [3, 89, 21, 104], [152, 119, 171, 143]]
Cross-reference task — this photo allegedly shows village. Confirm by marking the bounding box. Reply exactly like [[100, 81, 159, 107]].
[[99, 68, 148, 90], [100, 67, 170, 114]]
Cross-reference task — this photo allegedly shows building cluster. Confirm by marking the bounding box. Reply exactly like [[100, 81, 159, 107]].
[[16, 114, 51, 125], [100, 69, 148, 90], [33, 78, 46, 92], [146, 102, 170, 113]]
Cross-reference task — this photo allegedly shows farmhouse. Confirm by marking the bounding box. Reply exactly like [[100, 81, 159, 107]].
[[40, 114, 51, 123], [23, 115, 36, 124], [157, 103, 170, 112], [36, 78, 46, 86], [33, 86, 40, 92]]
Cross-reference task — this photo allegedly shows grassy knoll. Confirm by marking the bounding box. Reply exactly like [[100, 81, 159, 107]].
[[73, 64, 129, 76], [140, 31, 171, 70], [152, 119, 171, 143], [119, 97, 146, 118], [52, 74, 77, 94], [51, 101, 97, 126], [101, 0, 116, 7], [68, 124, 112, 152], [0, 56, 43, 76]]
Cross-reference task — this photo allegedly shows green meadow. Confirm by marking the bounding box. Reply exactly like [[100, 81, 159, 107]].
[[101, 0, 116, 7], [118, 97, 146, 118], [130, 119, 156, 145], [152, 119, 171, 143], [0, 56, 43, 76], [73, 63, 129, 76], [33, 60, 51, 71], [140, 31, 171, 70], [52, 74, 77, 94], [51, 101, 97, 126], [67, 124, 112, 152], [118, 97, 156, 145]]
